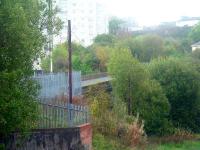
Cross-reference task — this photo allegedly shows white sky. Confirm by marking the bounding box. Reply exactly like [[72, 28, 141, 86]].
[[98, 0, 200, 26]]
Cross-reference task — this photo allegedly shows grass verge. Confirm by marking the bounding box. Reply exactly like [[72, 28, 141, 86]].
[[93, 133, 200, 150], [93, 133, 131, 150]]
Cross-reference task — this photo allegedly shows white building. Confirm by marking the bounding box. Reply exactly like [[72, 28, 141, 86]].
[[176, 20, 199, 27], [119, 18, 143, 32], [176, 17, 200, 27], [191, 41, 200, 52], [54, 0, 108, 47]]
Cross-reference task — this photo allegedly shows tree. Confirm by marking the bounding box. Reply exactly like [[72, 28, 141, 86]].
[[116, 35, 165, 62], [188, 54, 200, 78], [40, 0, 63, 72], [0, 0, 47, 137], [93, 46, 112, 72], [108, 49, 171, 135], [108, 49, 147, 115], [190, 49, 200, 59], [42, 43, 96, 74], [0, 0, 62, 139], [189, 22, 200, 43], [42, 43, 67, 72], [149, 58, 200, 132], [93, 34, 116, 47], [109, 17, 124, 35], [133, 80, 172, 135], [163, 38, 180, 56]]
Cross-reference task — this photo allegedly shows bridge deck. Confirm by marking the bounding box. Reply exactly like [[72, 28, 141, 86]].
[[81, 76, 112, 87]]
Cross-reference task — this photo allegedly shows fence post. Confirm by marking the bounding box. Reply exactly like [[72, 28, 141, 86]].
[[86, 107, 89, 123], [67, 103, 73, 127]]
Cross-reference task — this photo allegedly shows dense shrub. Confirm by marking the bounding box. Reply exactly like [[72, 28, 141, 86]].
[[119, 115, 146, 147], [0, 0, 44, 137], [190, 49, 200, 60], [150, 128, 196, 144], [108, 50, 172, 135], [149, 58, 200, 132], [93, 133, 130, 150], [42, 43, 96, 74], [86, 85, 146, 147], [134, 80, 173, 135], [87, 85, 115, 135], [189, 50, 200, 73], [108, 49, 149, 115]]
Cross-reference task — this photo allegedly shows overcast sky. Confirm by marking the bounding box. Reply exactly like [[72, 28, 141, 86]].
[[98, 0, 200, 26]]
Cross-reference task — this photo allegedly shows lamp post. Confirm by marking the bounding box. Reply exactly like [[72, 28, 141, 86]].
[[68, 20, 72, 104]]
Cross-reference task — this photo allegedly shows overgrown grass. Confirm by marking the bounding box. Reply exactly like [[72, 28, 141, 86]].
[[93, 133, 200, 150], [93, 133, 131, 150], [148, 140, 200, 150]]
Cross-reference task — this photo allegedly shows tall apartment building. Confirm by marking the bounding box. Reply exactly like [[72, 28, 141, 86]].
[[55, 0, 108, 46]]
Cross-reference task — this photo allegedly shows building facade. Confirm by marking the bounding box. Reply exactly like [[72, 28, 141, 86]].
[[55, 0, 108, 46], [191, 41, 200, 52]]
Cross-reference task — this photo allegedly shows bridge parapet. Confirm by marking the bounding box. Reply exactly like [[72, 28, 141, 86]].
[[82, 72, 108, 81]]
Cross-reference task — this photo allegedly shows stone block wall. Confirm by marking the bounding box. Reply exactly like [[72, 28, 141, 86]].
[[4, 124, 92, 150]]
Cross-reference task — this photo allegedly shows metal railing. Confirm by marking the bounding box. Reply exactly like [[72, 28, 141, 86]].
[[81, 72, 108, 81], [37, 102, 89, 129], [32, 72, 89, 129]]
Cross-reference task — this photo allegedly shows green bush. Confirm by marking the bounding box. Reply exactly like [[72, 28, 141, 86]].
[[93, 133, 131, 150], [87, 85, 146, 147], [0, 0, 45, 137], [0, 144, 5, 150], [108, 48, 149, 115], [108, 49, 172, 135], [134, 80, 173, 135], [149, 58, 200, 132], [42, 43, 96, 74]]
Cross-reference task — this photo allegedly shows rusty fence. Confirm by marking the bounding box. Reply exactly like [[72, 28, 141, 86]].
[[37, 102, 89, 129]]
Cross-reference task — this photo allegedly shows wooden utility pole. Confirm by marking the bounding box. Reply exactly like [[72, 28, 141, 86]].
[[68, 20, 72, 104]]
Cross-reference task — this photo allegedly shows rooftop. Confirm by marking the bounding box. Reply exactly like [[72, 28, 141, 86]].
[[191, 41, 200, 47]]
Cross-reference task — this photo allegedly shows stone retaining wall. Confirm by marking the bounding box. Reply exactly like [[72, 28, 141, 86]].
[[4, 123, 92, 150]]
